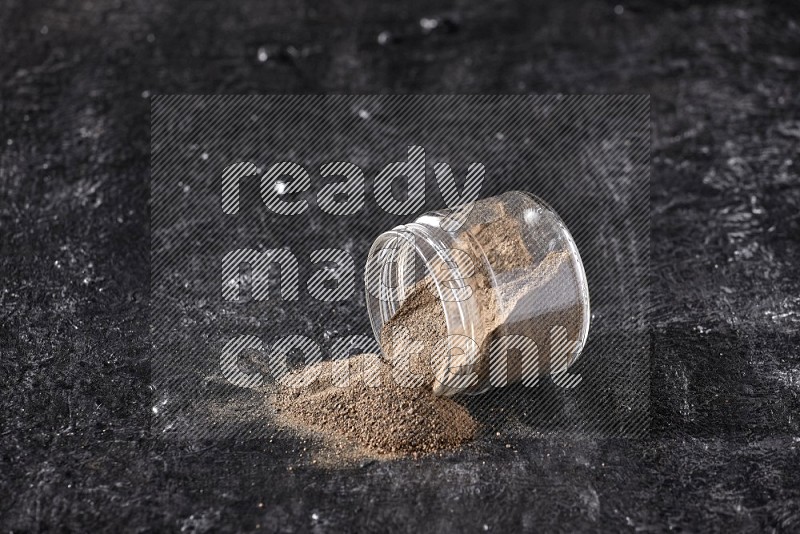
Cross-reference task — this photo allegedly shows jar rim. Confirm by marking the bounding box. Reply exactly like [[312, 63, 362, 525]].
[[364, 221, 481, 363]]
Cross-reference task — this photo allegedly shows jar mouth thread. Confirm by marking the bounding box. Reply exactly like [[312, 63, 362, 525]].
[[364, 222, 481, 362]]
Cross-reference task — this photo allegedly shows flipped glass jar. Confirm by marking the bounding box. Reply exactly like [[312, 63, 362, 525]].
[[364, 191, 590, 397]]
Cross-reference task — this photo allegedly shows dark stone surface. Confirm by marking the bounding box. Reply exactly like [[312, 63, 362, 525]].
[[1, 0, 799, 531]]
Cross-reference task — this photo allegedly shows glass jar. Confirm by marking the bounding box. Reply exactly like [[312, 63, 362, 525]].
[[364, 190, 590, 397]]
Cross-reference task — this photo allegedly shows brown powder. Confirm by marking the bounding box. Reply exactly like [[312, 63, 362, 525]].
[[270, 210, 584, 456], [378, 278, 442, 379], [468, 215, 534, 275], [272, 354, 477, 455]]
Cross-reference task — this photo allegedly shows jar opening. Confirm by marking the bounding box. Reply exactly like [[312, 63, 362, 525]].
[[364, 222, 482, 363]]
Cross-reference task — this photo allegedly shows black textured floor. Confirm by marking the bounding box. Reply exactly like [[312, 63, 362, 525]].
[[1, 1, 799, 532]]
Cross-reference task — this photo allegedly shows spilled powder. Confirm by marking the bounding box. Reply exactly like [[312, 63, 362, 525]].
[[273, 354, 477, 455], [271, 210, 582, 456]]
